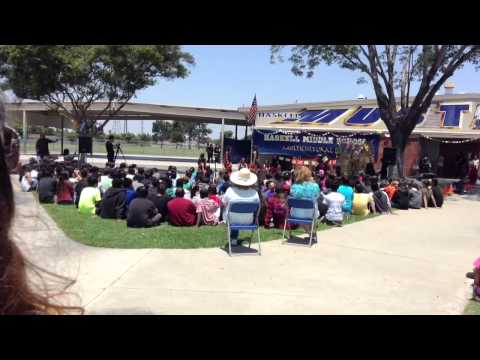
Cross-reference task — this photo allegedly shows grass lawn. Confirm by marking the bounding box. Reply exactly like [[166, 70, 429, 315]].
[[42, 203, 378, 249], [464, 300, 480, 315]]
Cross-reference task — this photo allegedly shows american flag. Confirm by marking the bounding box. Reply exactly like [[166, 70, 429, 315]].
[[247, 95, 257, 126]]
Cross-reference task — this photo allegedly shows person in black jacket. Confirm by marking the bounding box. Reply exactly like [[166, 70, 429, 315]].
[[36, 133, 57, 160], [147, 182, 171, 222], [75, 169, 88, 208], [392, 181, 410, 210], [127, 186, 162, 228], [37, 167, 57, 203], [106, 135, 115, 164], [99, 177, 127, 219]]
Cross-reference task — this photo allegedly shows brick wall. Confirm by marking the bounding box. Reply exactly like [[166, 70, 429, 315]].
[[375, 136, 421, 176]]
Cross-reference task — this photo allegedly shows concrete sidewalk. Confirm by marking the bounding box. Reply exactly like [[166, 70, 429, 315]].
[[12, 181, 479, 314]]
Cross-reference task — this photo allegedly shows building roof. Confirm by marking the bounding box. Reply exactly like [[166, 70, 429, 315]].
[[238, 93, 480, 139], [5, 101, 248, 129]]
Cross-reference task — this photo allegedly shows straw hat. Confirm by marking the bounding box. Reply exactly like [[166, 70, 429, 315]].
[[230, 168, 258, 187]]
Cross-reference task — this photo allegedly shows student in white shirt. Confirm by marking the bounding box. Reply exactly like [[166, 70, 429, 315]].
[[323, 179, 345, 226]]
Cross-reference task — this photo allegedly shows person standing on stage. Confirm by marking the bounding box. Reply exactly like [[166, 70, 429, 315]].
[[106, 135, 115, 164], [207, 143, 214, 164], [213, 144, 220, 163], [36, 133, 57, 160]]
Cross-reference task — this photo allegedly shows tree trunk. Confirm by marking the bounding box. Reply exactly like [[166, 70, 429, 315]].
[[390, 128, 408, 178]]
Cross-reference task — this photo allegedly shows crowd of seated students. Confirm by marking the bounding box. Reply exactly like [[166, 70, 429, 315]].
[[18, 153, 446, 238]]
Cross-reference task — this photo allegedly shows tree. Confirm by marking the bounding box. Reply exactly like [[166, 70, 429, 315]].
[[224, 130, 233, 139], [170, 131, 185, 148], [191, 123, 212, 148], [0, 45, 194, 138], [271, 45, 480, 177], [138, 133, 151, 143], [152, 120, 172, 147]]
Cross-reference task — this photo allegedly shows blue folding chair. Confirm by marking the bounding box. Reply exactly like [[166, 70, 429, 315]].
[[282, 197, 317, 247], [226, 201, 261, 256]]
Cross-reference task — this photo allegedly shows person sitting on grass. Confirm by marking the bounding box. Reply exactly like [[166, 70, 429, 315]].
[[264, 187, 289, 229], [371, 182, 391, 214], [99, 167, 113, 195], [20, 165, 37, 192], [123, 177, 136, 207], [222, 168, 260, 246], [290, 166, 320, 238], [337, 176, 354, 214], [392, 180, 410, 210], [99, 177, 127, 220], [56, 172, 74, 205], [352, 182, 376, 216], [466, 257, 480, 301], [148, 182, 171, 223], [218, 173, 231, 195], [167, 188, 197, 227], [127, 186, 162, 228], [37, 166, 57, 204], [407, 181, 422, 209], [188, 184, 201, 206], [383, 179, 399, 201], [430, 178, 444, 208], [78, 176, 101, 215], [196, 188, 220, 226], [132, 174, 144, 191], [263, 180, 277, 200], [74, 169, 88, 208], [322, 179, 345, 226], [126, 166, 136, 180]]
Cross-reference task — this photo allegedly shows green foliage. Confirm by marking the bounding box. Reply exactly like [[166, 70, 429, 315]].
[[123, 132, 136, 143], [224, 130, 233, 139], [152, 120, 172, 143], [170, 131, 185, 143], [138, 133, 151, 142], [0, 45, 195, 133]]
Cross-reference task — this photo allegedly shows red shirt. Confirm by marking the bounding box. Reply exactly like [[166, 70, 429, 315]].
[[264, 196, 289, 229], [57, 181, 74, 203], [383, 185, 397, 200], [209, 194, 221, 207], [167, 197, 197, 226]]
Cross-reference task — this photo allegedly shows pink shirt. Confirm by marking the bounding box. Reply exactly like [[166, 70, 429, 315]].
[[196, 198, 219, 225]]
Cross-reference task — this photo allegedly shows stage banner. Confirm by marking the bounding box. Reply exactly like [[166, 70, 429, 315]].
[[224, 138, 251, 163], [253, 129, 380, 159]]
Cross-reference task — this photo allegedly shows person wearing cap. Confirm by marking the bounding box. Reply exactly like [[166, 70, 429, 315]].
[[222, 168, 260, 246]]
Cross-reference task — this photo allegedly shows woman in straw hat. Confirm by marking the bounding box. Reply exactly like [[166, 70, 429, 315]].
[[222, 168, 260, 246]]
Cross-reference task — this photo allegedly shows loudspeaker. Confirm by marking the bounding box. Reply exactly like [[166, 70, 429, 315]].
[[383, 148, 397, 165], [78, 136, 93, 154]]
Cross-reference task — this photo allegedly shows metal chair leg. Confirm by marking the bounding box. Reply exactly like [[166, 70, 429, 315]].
[[227, 225, 232, 256], [282, 220, 287, 243], [309, 220, 316, 247], [249, 230, 253, 248], [257, 227, 261, 255]]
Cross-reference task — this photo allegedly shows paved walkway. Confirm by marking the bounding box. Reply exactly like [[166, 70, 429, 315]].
[[12, 180, 479, 314]]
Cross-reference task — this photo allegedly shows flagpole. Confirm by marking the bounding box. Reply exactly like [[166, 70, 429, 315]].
[[249, 94, 257, 166], [250, 121, 255, 165]]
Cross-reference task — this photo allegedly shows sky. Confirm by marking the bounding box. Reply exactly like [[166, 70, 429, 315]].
[[102, 45, 480, 137]]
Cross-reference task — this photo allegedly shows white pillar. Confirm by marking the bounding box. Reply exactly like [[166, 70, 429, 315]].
[[220, 118, 225, 167], [22, 109, 27, 155]]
